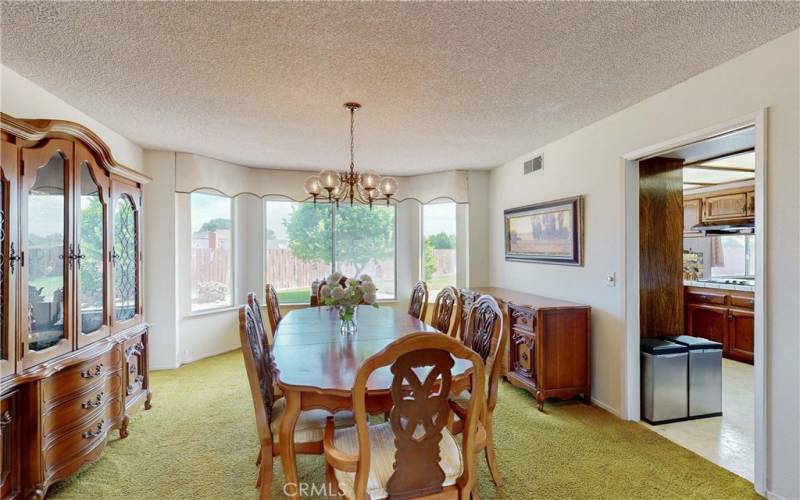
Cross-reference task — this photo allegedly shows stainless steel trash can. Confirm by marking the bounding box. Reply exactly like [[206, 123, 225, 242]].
[[641, 338, 688, 424], [665, 335, 723, 419]]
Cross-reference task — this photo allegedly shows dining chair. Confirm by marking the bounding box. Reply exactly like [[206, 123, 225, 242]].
[[264, 284, 282, 338], [408, 280, 429, 320], [430, 286, 462, 339], [323, 332, 485, 499], [248, 292, 283, 406], [450, 295, 508, 486], [238, 304, 354, 497]]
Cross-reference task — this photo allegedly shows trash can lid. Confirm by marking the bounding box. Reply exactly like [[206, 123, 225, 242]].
[[664, 335, 723, 351], [641, 338, 687, 355]]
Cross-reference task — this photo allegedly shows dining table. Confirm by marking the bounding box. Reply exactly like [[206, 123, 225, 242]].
[[272, 305, 473, 499]]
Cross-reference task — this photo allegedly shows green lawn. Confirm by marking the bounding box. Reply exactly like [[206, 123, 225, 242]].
[[276, 288, 311, 304], [427, 274, 456, 293]]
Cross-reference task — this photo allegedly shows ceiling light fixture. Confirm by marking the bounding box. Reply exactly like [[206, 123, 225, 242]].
[[303, 102, 397, 208]]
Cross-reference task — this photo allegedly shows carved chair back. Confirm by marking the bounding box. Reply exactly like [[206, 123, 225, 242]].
[[264, 284, 282, 335], [350, 332, 484, 498], [238, 304, 276, 444], [463, 295, 507, 412], [408, 280, 429, 320], [247, 292, 268, 344], [431, 286, 462, 339]]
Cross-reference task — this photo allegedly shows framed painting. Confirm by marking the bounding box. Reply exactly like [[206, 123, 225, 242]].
[[504, 195, 584, 266]]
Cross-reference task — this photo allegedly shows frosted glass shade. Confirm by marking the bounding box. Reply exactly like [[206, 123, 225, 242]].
[[379, 176, 398, 196], [303, 176, 322, 196], [360, 170, 380, 191], [319, 170, 341, 189]]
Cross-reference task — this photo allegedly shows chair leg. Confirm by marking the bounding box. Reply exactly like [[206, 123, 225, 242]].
[[258, 449, 272, 498], [326, 463, 338, 500], [256, 449, 262, 466], [484, 414, 502, 487]]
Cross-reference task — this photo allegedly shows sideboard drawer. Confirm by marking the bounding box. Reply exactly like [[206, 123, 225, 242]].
[[42, 371, 123, 438], [44, 397, 123, 473], [43, 347, 121, 402], [509, 305, 535, 334]]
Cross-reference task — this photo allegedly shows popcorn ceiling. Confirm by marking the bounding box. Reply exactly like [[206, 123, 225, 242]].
[[1, 1, 797, 175]]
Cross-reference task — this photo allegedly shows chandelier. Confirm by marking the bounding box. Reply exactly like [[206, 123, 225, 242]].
[[303, 102, 398, 207]]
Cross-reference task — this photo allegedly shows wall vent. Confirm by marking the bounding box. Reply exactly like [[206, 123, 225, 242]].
[[524, 156, 543, 175]]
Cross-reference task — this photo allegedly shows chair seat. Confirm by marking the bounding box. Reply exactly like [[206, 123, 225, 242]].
[[270, 398, 354, 444], [332, 422, 462, 499]]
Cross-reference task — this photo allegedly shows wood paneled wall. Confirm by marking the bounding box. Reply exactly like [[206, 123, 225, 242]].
[[639, 157, 684, 338]]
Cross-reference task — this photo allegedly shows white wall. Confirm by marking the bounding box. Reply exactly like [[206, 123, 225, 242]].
[[1, 65, 143, 171], [487, 30, 799, 499]]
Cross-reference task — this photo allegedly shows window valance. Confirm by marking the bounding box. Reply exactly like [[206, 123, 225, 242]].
[[174, 153, 470, 204]]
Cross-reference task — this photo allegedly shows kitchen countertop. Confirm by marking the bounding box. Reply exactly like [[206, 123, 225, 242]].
[[683, 280, 755, 292]]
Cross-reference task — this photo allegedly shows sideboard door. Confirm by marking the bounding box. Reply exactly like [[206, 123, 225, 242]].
[[19, 140, 75, 369], [110, 180, 142, 333], [0, 138, 19, 380], [74, 143, 112, 348]]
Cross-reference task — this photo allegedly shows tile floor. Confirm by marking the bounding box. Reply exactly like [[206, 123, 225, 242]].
[[642, 359, 754, 482]]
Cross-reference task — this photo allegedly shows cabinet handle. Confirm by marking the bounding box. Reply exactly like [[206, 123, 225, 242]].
[[8, 243, 23, 273], [82, 392, 105, 409], [83, 419, 105, 439], [81, 363, 104, 379]]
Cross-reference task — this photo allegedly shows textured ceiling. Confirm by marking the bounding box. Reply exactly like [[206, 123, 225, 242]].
[[1, 2, 798, 174]]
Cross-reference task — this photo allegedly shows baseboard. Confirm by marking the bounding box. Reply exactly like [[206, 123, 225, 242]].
[[766, 490, 790, 500], [180, 346, 240, 365], [151, 362, 181, 371], [591, 397, 620, 417]]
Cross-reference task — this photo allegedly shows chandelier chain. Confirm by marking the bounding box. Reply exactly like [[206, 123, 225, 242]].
[[349, 106, 355, 172]]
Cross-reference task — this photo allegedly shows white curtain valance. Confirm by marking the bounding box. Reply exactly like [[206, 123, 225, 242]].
[[174, 153, 469, 204]]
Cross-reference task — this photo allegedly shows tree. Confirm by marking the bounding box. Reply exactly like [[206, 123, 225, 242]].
[[426, 231, 456, 249], [265, 228, 276, 240], [423, 239, 437, 281], [198, 218, 231, 233], [284, 204, 394, 277], [79, 197, 104, 305]]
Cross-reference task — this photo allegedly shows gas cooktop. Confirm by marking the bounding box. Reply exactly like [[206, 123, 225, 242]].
[[697, 278, 755, 286]]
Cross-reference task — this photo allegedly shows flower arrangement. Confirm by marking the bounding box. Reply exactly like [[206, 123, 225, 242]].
[[319, 272, 378, 334]]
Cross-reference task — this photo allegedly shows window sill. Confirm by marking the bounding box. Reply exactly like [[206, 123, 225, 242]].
[[185, 305, 237, 318]]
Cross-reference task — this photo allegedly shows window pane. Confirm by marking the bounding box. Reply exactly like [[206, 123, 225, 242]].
[[335, 205, 395, 300], [113, 194, 138, 321], [191, 193, 232, 311], [265, 200, 332, 304], [422, 202, 457, 294], [79, 163, 105, 332], [708, 235, 754, 278]]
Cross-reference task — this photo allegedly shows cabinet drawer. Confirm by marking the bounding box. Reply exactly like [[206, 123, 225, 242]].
[[43, 347, 121, 401], [686, 290, 727, 305], [44, 397, 123, 473], [509, 306, 535, 333], [730, 295, 754, 310], [42, 371, 123, 437]]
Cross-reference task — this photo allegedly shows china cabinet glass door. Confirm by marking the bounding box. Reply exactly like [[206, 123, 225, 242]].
[[0, 141, 18, 379], [75, 152, 110, 347], [20, 140, 74, 368], [112, 182, 140, 330]]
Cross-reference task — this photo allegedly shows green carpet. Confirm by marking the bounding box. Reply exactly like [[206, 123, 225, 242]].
[[49, 350, 758, 499]]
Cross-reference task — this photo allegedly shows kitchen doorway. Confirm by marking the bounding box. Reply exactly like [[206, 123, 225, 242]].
[[620, 110, 767, 493]]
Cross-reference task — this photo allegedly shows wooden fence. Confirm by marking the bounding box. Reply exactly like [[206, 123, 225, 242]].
[[191, 248, 231, 285]]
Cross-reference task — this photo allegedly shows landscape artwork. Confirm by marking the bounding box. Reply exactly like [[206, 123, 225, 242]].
[[504, 195, 584, 265]]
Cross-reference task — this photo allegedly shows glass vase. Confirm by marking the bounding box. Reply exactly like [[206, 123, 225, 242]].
[[339, 305, 358, 335]]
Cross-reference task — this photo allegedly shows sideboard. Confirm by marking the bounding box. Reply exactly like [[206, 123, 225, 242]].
[[460, 287, 591, 411], [1, 114, 151, 499]]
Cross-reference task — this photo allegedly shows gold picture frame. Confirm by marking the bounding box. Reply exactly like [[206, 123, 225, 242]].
[[504, 195, 584, 266]]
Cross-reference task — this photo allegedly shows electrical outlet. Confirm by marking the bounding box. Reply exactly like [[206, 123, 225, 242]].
[[606, 272, 616, 287]]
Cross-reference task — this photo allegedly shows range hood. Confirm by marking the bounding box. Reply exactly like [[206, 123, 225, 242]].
[[691, 222, 754, 234]]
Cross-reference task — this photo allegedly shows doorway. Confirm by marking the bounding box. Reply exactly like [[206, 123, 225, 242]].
[[620, 110, 767, 494]]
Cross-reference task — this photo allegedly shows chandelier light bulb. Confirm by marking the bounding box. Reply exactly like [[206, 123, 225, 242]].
[[329, 183, 344, 200], [319, 169, 341, 190], [378, 176, 398, 196], [361, 170, 380, 191], [303, 176, 322, 196]]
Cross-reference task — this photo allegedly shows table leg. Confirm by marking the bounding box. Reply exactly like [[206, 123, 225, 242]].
[[279, 390, 302, 500]]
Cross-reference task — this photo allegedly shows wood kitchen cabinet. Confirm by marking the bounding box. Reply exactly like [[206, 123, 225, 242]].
[[685, 286, 754, 364], [703, 192, 748, 221], [683, 199, 702, 235]]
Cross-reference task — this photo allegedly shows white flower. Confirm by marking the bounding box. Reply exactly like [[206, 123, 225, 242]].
[[346, 278, 357, 288], [363, 290, 377, 305], [361, 281, 377, 295], [320, 285, 331, 298], [327, 272, 343, 285], [359, 274, 372, 283], [330, 287, 345, 301]]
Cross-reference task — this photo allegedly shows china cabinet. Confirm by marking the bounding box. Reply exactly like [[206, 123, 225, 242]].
[[0, 113, 151, 499]]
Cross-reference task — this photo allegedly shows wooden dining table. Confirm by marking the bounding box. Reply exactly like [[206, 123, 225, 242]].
[[272, 306, 472, 499]]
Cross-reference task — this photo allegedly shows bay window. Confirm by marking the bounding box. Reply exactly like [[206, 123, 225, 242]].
[[190, 192, 233, 311], [421, 202, 457, 295]]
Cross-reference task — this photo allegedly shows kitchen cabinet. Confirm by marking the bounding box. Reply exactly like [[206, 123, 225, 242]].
[[746, 191, 755, 216], [684, 286, 754, 364], [703, 192, 748, 221], [683, 199, 702, 235]]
